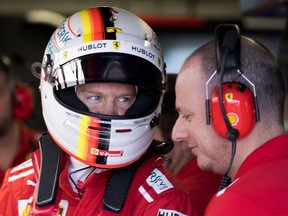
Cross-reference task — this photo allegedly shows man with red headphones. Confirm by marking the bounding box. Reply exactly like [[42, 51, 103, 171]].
[[155, 73, 222, 216], [0, 53, 41, 186], [172, 24, 288, 215]]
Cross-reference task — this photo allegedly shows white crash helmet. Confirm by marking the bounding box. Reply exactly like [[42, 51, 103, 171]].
[[32, 6, 166, 168]]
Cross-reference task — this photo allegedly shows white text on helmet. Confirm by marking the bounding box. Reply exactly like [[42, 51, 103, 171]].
[[65, 111, 82, 119], [57, 22, 72, 45], [134, 118, 149, 124]]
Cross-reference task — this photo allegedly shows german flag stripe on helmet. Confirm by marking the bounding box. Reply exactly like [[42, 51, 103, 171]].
[[77, 115, 112, 165], [77, 115, 94, 160], [79, 7, 116, 43]]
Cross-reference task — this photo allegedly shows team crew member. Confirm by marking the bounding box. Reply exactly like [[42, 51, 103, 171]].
[[0, 53, 40, 186], [172, 24, 288, 215], [0, 7, 196, 216], [155, 74, 222, 216]]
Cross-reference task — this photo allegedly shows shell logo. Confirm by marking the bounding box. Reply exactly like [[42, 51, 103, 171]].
[[227, 112, 239, 126]]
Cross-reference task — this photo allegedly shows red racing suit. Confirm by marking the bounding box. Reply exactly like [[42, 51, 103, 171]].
[[205, 134, 288, 216], [0, 148, 196, 216], [0, 123, 41, 185]]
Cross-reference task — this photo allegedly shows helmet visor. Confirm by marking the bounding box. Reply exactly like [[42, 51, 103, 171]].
[[53, 53, 165, 94], [53, 53, 164, 118]]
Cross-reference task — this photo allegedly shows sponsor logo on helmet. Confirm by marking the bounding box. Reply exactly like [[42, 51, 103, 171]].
[[57, 22, 72, 45], [91, 148, 123, 157], [47, 21, 75, 53], [113, 41, 121, 50], [157, 57, 162, 66], [134, 118, 149, 124], [91, 118, 112, 125], [66, 111, 82, 119], [107, 27, 122, 33], [63, 51, 69, 60], [78, 43, 108, 52], [48, 21, 73, 53], [131, 46, 155, 60], [152, 31, 161, 52], [157, 209, 187, 216]]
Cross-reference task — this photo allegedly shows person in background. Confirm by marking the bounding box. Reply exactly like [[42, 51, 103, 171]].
[[172, 23, 288, 215], [0, 52, 41, 186], [155, 73, 222, 216], [0, 7, 196, 215], [154, 73, 194, 174]]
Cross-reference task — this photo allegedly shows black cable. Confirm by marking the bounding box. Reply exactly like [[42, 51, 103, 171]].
[[68, 165, 96, 199], [219, 49, 234, 134], [218, 49, 239, 142], [217, 48, 238, 191], [218, 139, 236, 191]]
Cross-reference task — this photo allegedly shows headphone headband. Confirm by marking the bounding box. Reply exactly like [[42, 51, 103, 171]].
[[215, 24, 241, 71]]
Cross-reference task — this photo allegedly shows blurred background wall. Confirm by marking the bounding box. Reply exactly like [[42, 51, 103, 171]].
[[0, 0, 287, 130]]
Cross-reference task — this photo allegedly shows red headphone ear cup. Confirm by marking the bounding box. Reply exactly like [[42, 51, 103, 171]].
[[210, 82, 256, 139], [13, 83, 35, 120]]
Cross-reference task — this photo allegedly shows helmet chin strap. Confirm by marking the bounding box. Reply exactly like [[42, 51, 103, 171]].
[[103, 139, 174, 213], [36, 132, 62, 207]]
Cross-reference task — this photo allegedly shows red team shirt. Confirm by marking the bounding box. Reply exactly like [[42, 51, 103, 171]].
[[0, 151, 196, 215], [205, 134, 288, 216]]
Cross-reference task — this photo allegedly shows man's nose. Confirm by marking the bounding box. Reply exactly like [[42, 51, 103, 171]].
[[99, 102, 116, 115], [172, 117, 185, 143]]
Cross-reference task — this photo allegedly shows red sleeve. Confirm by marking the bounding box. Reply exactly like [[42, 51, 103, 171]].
[[205, 192, 271, 216], [141, 189, 197, 216], [122, 155, 198, 216], [0, 168, 19, 215], [0, 159, 36, 216]]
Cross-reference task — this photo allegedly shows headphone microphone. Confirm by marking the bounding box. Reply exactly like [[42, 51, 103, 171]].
[[216, 24, 241, 142], [205, 24, 260, 190]]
